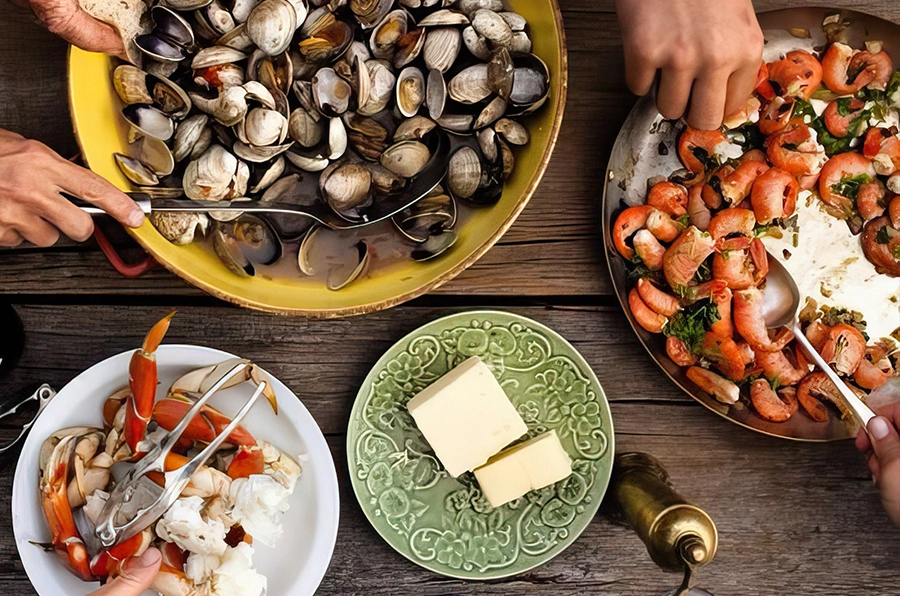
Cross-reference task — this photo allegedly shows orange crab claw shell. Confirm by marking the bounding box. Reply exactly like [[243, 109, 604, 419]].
[[227, 445, 265, 479], [142, 311, 176, 354], [153, 398, 257, 446]]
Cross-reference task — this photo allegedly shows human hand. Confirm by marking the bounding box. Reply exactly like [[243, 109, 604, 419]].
[[0, 128, 144, 247], [86, 548, 161, 596], [10, 0, 126, 59], [615, 0, 764, 130], [856, 404, 900, 527]]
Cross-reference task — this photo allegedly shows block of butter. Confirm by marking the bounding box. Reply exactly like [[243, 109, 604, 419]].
[[474, 430, 573, 508], [407, 356, 527, 477]]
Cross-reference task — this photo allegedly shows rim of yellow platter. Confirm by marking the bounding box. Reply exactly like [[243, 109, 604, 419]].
[[67, 0, 568, 318]]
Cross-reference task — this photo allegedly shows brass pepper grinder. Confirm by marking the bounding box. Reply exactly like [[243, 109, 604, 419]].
[[610, 452, 718, 596]]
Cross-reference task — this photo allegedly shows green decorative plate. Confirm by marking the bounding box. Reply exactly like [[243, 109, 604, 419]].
[[347, 311, 614, 579]]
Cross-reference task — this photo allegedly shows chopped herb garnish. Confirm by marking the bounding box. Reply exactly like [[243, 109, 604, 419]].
[[663, 299, 721, 354], [831, 172, 872, 200]]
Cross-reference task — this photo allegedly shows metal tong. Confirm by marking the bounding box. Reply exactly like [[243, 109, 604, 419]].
[[93, 361, 268, 548], [0, 384, 56, 454]]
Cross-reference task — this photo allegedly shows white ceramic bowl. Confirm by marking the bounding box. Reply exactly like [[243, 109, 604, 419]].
[[12, 345, 339, 596]]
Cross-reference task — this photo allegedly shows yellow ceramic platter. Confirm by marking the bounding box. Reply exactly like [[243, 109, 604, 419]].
[[68, 1, 567, 317]]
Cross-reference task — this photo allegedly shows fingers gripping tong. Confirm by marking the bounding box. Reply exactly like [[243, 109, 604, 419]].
[[93, 361, 268, 549]]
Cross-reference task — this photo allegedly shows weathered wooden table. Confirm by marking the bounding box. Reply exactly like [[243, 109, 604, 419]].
[[1, 1, 898, 594]]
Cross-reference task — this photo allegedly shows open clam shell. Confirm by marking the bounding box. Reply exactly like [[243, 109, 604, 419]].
[[122, 104, 175, 141], [247, 0, 298, 56], [396, 67, 425, 118], [115, 153, 159, 186], [213, 215, 283, 277]]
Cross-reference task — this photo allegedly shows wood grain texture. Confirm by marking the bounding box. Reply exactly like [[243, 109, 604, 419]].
[[1, 304, 897, 596]]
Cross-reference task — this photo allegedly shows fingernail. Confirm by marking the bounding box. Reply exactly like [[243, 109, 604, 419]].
[[868, 416, 891, 441], [137, 548, 161, 568], [127, 210, 145, 228]]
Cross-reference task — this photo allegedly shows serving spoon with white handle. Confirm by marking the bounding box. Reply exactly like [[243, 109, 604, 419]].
[[759, 251, 876, 433]]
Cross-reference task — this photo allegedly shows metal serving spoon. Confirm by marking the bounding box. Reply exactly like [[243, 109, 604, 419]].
[[759, 252, 876, 432], [78, 131, 450, 231]]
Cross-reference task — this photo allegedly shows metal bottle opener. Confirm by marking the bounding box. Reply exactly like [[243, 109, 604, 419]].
[[0, 384, 57, 453]]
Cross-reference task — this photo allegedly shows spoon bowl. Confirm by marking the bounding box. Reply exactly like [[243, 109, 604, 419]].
[[759, 251, 876, 433]]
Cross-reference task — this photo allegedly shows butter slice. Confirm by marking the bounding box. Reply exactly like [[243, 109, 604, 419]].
[[474, 430, 572, 508], [407, 356, 527, 477]]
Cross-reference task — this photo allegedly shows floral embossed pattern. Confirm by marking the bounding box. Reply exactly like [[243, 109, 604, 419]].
[[347, 311, 614, 579]]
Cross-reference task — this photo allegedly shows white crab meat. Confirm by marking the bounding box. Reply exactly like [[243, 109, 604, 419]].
[[259, 440, 302, 492], [229, 474, 291, 548], [83, 489, 110, 525], [209, 543, 267, 596], [156, 496, 228, 556]]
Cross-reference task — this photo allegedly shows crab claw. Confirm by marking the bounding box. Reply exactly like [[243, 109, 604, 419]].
[[227, 444, 265, 479], [169, 358, 278, 415], [126, 311, 176, 453], [40, 435, 94, 581], [152, 396, 257, 447], [89, 528, 152, 579]]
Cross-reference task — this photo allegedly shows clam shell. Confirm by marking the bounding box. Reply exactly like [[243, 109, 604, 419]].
[[321, 163, 372, 213], [233, 140, 294, 162], [510, 31, 532, 55], [113, 65, 152, 105], [327, 241, 369, 290], [448, 64, 491, 104], [380, 140, 431, 178], [151, 212, 209, 245], [190, 86, 249, 126], [423, 27, 461, 73], [426, 69, 446, 120], [137, 136, 176, 176], [115, 153, 159, 186], [447, 146, 481, 200], [183, 145, 239, 201], [462, 26, 491, 61], [457, 0, 503, 16], [218, 23, 254, 50], [394, 28, 426, 69], [418, 10, 470, 27], [357, 61, 395, 116], [122, 104, 175, 141], [174, 114, 210, 162], [288, 108, 324, 147], [244, 107, 288, 146], [344, 113, 389, 161], [436, 113, 474, 133], [499, 12, 527, 32], [350, 0, 393, 29], [395, 116, 437, 142], [192, 46, 248, 69], [370, 10, 408, 60], [286, 150, 330, 172], [250, 155, 286, 193], [312, 67, 352, 117], [494, 117, 530, 145], [328, 116, 348, 160], [471, 9, 512, 47], [396, 67, 425, 118], [474, 96, 507, 129], [247, 0, 298, 56]]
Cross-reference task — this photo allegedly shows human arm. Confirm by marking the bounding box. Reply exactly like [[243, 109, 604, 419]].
[[615, 0, 764, 130], [856, 404, 900, 527], [9, 0, 126, 59], [0, 129, 144, 247]]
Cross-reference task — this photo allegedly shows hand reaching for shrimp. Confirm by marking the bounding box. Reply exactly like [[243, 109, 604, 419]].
[[86, 548, 161, 596], [10, 0, 126, 59], [615, 0, 764, 130], [856, 404, 900, 527]]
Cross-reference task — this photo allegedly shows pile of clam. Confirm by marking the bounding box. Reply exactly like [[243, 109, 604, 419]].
[[112, 0, 549, 289]]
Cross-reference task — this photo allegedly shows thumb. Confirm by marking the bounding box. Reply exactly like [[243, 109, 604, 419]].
[[867, 417, 900, 510], [89, 548, 162, 596], [33, 1, 127, 59]]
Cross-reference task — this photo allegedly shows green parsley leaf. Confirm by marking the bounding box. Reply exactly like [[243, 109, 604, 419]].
[[663, 299, 721, 354]]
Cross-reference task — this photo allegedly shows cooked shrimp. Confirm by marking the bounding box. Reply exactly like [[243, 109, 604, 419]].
[[765, 121, 827, 179], [612, 205, 654, 260], [818, 152, 877, 214], [857, 179, 887, 221], [712, 237, 768, 290], [743, 149, 767, 164], [686, 366, 740, 404], [647, 209, 682, 243], [750, 379, 799, 422], [633, 229, 666, 270], [678, 127, 728, 174], [767, 50, 824, 100], [823, 98, 868, 138], [628, 287, 667, 333], [733, 288, 795, 352], [700, 332, 749, 381], [853, 345, 895, 390], [861, 215, 900, 276], [822, 43, 891, 94], [688, 185, 711, 230], [721, 160, 770, 205], [756, 348, 806, 386], [796, 371, 863, 422], [863, 127, 900, 176], [637, 277, 681, 316], [890, 195, 900, 228], [707, 208, 756, 241], [805, 320, 831, 351], [709, 280, 733, 338], [758, 96, 795, 136], [666, 336, 697, 367], [662, 227, 717, 292], [820, 323, 867, 375], [750, 167, 799, 224], [647, 181, 689, 217]]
